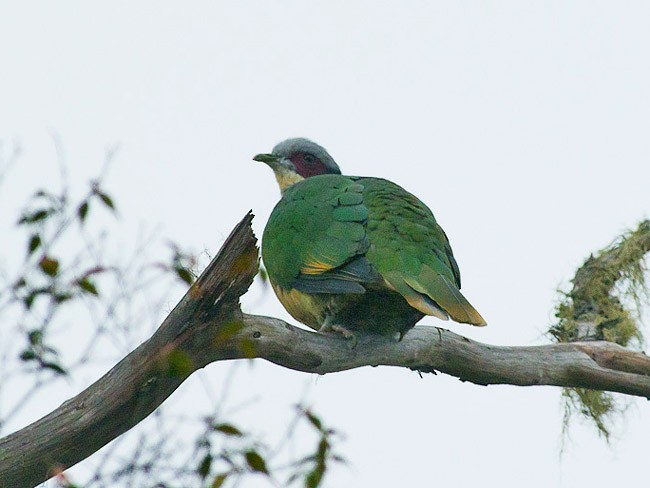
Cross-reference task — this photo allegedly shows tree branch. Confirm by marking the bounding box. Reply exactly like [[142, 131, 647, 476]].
[[1, 213, 648, 488]]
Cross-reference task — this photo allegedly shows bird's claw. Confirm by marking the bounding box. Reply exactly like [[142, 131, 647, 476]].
[[319, 323, 358, 349]]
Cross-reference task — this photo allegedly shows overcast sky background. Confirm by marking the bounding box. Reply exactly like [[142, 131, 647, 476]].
[[1, 2, 649, 487]]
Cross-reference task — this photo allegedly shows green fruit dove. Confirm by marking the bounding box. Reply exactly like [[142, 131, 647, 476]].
[[255, 138, 486, 342]]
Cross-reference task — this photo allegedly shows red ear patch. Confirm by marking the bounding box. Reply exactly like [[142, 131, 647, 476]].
[[290, 152, 329, 177]]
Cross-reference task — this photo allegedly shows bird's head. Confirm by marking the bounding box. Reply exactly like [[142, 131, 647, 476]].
[[254, 138, 341, 192]]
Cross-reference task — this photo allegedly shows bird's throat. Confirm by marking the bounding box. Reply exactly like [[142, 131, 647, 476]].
[[274, 167, 305, 193]]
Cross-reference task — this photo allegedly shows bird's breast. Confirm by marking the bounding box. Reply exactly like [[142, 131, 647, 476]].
[[271, 282, 323, 330]]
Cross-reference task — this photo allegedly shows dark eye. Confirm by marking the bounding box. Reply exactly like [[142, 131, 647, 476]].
[[303, 153, 316, 165]]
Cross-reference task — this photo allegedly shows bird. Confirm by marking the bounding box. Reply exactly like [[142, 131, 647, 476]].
[[255, 137, 486, 343]]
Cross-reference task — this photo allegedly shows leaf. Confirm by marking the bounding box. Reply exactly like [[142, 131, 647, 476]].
[[198, 454, 212, 479], [39, 256, 59, 276], [316, 438, 329, 462], [24, 292, 37, 309], [304, 410, 323, 432], [175, 266, 195, 285], [211, 474, 228, 488], [28, 234, 42, 255], [18, 208, 50, 225], [77, 277, 99, 295], [53, 292, 74, 303], [42, 361, 67, 375], [20, 350, 36, 361], [28, 329, 43, 345], [213, 423, 243, 437], [306, 467, 324, 488], [98, 191, 115, 211], [258, 266, 268, 283], [245, 450, 269, 475], [78, 201, 89, 223]]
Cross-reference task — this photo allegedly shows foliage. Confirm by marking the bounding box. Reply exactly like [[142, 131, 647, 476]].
[[550, 220, 650, 439]]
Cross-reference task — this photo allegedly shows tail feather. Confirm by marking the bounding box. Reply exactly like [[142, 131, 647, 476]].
[[419, 265, 486, 326], [385, 265, 487, 327]]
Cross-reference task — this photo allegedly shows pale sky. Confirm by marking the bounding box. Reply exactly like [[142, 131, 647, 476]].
[[1, 2, 649, 487]]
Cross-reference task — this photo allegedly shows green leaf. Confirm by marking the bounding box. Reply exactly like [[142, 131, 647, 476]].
[[245, 450, 269, 475], [78, 201, 89, 223], [211, 473, 228, 488], [39, 256, 59, 276], [213, 423, 243, 437], [28, 329, 43, 345], [175, 266, 195, 285], [28, 234, 42, 255], [18, 208, 50, 225], [42, 361, 67, 375], [258, 266, 268, 283], [98, 191, 115, 211], [53, 292, 74, 303], [198, 454, 212, 479], [20, 350, 37, 361], [24, 292, 37, 309], [77, 277, 99, 295], [304, 410, 323, 432], [306, 466, 324, 488]]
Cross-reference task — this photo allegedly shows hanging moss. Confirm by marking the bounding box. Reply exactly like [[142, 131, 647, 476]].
[[549, 220, 650, 440]]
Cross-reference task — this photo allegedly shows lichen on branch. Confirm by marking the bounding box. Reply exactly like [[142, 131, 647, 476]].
[[549, 219, 650, 439]]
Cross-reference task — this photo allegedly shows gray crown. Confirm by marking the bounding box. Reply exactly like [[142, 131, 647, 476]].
[[272, 138, 341, 174]]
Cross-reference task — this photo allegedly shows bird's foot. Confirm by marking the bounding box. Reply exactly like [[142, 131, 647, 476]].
[[319, 323, 358, 349]]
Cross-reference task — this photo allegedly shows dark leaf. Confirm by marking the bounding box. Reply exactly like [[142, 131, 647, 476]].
[[213, 423, 243, 437], [198, 454, 212, 479], [98, 191, 115, 211], [18, 208, 50, 225], [20, 350, 37, 361], [316, 438, 328, 462], [77, 277, 99, 295], [24, 292, 37, 309], [40, 256, 59, 276], [304, 410, 323, 432], [78, 201, 89, 223], [53, 292, 74, 303], [42, 361, 67, 375], [28, 234, 42, 255], [245, 450, 269, 475]]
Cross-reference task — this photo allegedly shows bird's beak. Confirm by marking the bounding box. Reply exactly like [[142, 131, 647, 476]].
[[253, 153, 280, 166]]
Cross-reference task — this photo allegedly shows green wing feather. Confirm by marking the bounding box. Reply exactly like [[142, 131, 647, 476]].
[[262, 175, 374, 294], [262, 174, 486, 327], [360, 177, 486, 326]]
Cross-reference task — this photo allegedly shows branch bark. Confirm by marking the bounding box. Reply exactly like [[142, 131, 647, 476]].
[[1, 213, 648, 488]]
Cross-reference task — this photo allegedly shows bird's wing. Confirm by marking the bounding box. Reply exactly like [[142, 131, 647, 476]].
[[361, 177, 487, 326], [262, 174, 379, 295]]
